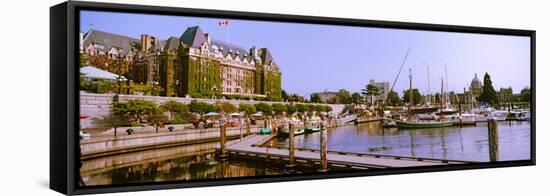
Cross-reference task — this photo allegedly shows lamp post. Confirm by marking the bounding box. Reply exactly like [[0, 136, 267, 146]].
[[152, 81, 159, 96], [127, 79, 132, 94], [116, 55, 122, 94], [175, 80, 179, 97], [212, 85, 218, 99]]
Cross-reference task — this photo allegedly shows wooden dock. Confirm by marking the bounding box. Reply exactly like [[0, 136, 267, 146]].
[[224, 134, 474, 169]]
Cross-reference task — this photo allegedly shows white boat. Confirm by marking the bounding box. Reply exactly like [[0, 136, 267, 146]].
[[396, 120, 453, 129], [470, 108, 508, 122], [453, 113, 477, 126], [506, 111, 531, 121]]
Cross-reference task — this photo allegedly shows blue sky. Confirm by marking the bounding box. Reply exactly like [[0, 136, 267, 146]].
[[81, 10, 531, 96]]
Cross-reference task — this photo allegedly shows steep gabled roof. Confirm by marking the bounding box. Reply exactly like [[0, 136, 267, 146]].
[[82, 29, 140, 55], [179, 26, 207, 47], [211, 39, 252, 61], [260, 48, 276, 66], [163, 36, 180, 51]]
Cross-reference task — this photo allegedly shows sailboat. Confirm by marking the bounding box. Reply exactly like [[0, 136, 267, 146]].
[[396, 68, 453, 129]]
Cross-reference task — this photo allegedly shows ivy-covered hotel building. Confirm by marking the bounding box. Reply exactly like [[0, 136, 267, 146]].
[[82, 26, 282, 101]]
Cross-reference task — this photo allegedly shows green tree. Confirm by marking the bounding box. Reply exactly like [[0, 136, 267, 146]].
[[402, 89, 422, 106], [287, 94, 305, 102], [272, 103, 287, 114], [286, 104, 297, 114], [315, 105, 325, 112], [112, 99, 163, 125], [238, 103, 257, 114], [324, 105, 333, 112], [91, 114, 129, 136], [351, 92, 363, 104], [281, 90, 289, 101], [520, 87, 531, 102], [478, 72, 499, 106], [160, 101, 188, 121], [255, 102, 273, 114], [306, 104, 316, 112], [147, 114, 169, 133], [80, 54, 88, 67], [361, 84, 380, 106], [295, 103, 307, 113], [337, 89, 351, 104], [218, 102, 237, 113], [310, 94, 322, 103], [188, 100, 212, 114], [326, 97, 338, 104], [386, 91, 402, 106]]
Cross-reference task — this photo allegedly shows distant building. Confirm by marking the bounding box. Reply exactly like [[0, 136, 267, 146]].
[[369, 79, 390, 101], [459, 73, 484, 107], [80, 26, 282, 100], [311, 91, 338, 103], [497, 87, 513, 103], [469, 73, 483, 98], [82, 29, 140, 61]]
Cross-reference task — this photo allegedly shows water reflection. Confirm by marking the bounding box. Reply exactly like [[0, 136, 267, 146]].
[[82, 121, 530, 186], [268, 121, 530, 162], [82, 151, 283, 186]]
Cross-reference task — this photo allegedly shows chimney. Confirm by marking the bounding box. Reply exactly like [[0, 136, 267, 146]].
[[140, 34, 157, 52], [140, 34, 147, 52], [250, 46, 257, 57], [205, 33, 211, 45]]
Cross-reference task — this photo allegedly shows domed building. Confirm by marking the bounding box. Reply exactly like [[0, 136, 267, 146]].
[[459, 73, 484, 109], [469, 73, 483, 98]]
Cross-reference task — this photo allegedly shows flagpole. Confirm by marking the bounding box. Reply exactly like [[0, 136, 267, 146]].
[[226, 25, 228, 43], [226, 21, 229, 43]]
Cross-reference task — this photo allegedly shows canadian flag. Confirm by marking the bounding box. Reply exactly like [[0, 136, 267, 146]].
[[218, 20, 229, 27]]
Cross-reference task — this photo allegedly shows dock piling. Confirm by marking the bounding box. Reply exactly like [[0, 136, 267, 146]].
[[319, 127, 328, 172], [220, 124, 228, 158], [240, 121, 243, 141], [488, 119, 499, 162], [247, 118, 251, 136], [287, 123, 296, 167]]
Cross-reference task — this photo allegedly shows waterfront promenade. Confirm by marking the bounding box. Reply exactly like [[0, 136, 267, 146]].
[[80, 125, 261, 159]]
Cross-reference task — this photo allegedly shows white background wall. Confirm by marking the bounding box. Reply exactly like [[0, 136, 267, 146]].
[[0, 0, 546, 195]]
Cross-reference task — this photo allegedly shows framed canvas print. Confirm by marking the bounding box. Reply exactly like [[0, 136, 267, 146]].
[[50, 1, 535, 195]]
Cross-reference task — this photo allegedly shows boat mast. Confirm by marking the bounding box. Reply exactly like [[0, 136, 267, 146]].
[[408, 68, 413, 116], [440, 78, 444, 112], [390, 46, 411, 93], [444, 63, 449, 107], [426, 63, 431, 105]]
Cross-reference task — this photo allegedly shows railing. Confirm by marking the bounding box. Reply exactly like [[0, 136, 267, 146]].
[[337, 114, 357, 125]]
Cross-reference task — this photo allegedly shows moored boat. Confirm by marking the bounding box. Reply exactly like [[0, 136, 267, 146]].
[[396, 120, 453, 129], [452, 113, 477, 126], [304, 126, 322, 133], [259, 128, 272, 135], [278, 126, 305, 136], [506, 111, 531, 121]]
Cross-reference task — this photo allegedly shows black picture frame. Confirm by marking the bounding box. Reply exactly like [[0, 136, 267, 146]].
[[50, 1, 536, 195]]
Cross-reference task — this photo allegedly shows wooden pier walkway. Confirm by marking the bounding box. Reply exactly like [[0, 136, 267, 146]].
[[225, 134, 473, 169]]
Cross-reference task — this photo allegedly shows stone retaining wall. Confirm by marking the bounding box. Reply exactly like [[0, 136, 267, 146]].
[[80, 127, 260, 158]]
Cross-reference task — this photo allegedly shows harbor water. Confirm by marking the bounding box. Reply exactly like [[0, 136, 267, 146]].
[[268, 121, 531, 162], [81, 121, 530, 186]]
